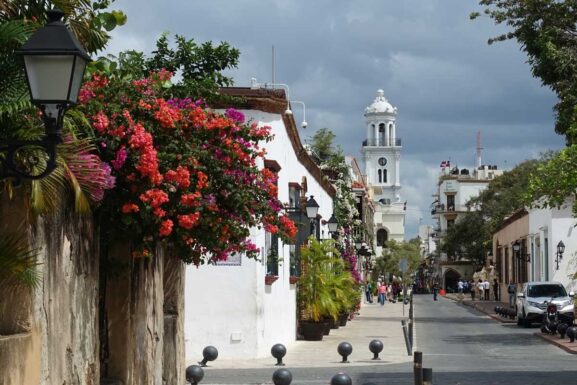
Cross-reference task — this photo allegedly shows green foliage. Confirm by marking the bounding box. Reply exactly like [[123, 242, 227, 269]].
[[526, 145, 577, 216], [471, 0, 577, 141], [298, 238, 356, 321], [440, 211, 489, 267], [98, 33, 240, 105], [0, 227, 41, 290], [374, 238, 421, 283]]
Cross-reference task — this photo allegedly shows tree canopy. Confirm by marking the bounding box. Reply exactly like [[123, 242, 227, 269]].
[[471, 0, 577, 142]]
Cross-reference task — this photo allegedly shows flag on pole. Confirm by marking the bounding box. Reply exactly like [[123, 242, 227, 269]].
[[440, 160, 450, 167]]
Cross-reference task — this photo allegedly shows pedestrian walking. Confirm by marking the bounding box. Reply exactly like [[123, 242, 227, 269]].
[[365, 281, 373, 303], [477, 280, 484, 301], [483, 279, 490, 300], [507, 281, 516, 308], [469, 279, 476, 301], [432, 282, 439, 301], [457, 279, 464, 294], [378, 282, 386, 306], [493, 278, 500, 302]]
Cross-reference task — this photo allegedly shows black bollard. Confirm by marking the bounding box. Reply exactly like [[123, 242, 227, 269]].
[[558, 323, 569, 339], [185, 365, 204, 385], [337, 342, 353, 363], [368, 339, 384, 360], [423, 368, 433, 385], [271, 343, 287, 366], [199, 346, 218, 367], [331, 372, 352, 385], [272, 368, 292, 385], [413, 351, 423, 385], [567, 326, 577, 342]]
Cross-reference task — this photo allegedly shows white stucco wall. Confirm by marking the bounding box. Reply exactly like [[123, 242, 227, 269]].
[[528, 203, 577, 292], [184, 110, 334, 361]]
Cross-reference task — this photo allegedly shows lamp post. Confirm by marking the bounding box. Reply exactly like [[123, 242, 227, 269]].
[[2, 9, 91, 181], [556, 241, 565, 270], [327, 214, 338, 238], [512, 240, 530, 262], [305, 195, 319, 239]]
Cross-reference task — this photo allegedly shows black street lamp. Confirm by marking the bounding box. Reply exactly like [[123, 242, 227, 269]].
[[305, 195, 320, 239], [2, 9, 91, 181], [327, 214, 338, 235], [512, 240, 530, 262], [556, 240, 565, 270]]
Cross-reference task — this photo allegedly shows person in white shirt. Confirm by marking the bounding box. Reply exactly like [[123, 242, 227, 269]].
[[483, 280, 490, 300], [477, 280, 485, 301], [457, 280, 464, 294]]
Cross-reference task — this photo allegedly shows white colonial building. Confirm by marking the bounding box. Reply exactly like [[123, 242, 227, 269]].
[[361, 90, 405, 255], [528, 199, 577, 292], [184, 88, 336, 361], [432, 164, 503, 289]]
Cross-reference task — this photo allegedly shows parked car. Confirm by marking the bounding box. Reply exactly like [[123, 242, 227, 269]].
[[516, 281, 574, 327]]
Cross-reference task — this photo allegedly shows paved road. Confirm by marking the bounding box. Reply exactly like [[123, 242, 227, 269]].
[[199, 295, 576, 385], [403, 295, 577, 385]]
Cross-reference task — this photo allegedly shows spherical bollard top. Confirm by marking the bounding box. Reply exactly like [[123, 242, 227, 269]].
[[271, 343, 287, 358], [203, 346, 219, 361], [271, 343, 287, 366], [272, 368, 293, 385], [331, 372, 352, 385], [567, 326, 577, 342], [185, 365, 204, 385], [337, 342, 353, 363], [338, 342, 353, 356], [368, 339, 383, 354]]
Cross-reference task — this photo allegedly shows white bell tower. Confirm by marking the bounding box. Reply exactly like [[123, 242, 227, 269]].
[[361, 90, 405, 247]]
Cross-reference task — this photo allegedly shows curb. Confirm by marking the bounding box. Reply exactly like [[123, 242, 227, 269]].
[[444, 295, 516, 323], [534, 332, 577, 355]]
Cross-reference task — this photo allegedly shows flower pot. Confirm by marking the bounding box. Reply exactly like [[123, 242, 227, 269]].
[[265, 275, 279, 285], [339, 313, 348, 327], [289, 276, 299, 285], [329, 317, 340, 330], [322, 319, 331, 335], [300, 321, 327, 341]]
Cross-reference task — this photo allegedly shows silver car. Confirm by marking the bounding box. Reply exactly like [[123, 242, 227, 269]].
[[516, 281, 575, 327]]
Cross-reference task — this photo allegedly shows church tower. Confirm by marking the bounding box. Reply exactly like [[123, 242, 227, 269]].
[[361, 90, 405, 252]]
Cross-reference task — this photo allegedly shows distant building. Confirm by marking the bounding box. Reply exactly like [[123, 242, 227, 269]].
[[361, 90, 406, 256], [431, 164, 503, 289]]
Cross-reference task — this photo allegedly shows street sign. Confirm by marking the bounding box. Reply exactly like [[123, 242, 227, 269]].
[[399, 258, 408, 274]]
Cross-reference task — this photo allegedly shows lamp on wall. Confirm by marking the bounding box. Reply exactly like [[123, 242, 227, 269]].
[[305, 195, 320, 239], [2, 9, 91, 181], [327, 214, 338, 234], [556, 241, 565, 270], [250, 77, 292, 115], [512, 240, 530, 262]]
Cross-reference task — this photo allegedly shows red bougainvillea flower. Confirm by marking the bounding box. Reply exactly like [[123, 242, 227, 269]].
[[159, 219, 173, 237]]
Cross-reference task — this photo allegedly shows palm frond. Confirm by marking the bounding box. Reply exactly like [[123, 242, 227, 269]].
[[0, 227, 41, 290]]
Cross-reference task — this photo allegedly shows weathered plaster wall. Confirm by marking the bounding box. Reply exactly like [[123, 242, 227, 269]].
[[0, 190, 100, 385]]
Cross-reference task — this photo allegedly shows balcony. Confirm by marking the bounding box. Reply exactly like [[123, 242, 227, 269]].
[[362, 138, 402, 147]]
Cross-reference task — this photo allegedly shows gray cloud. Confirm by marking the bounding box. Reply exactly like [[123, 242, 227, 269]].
[[107, 0, 565, 237]]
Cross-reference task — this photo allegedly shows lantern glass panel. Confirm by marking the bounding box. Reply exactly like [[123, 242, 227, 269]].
[[69, 56, 88, 103], [24, 55, 75, 104]]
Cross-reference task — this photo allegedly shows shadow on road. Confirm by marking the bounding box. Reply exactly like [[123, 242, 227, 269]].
[[358, 370, 577, 385], [442, 333, 545, 346], [416, 316, 492, 324]]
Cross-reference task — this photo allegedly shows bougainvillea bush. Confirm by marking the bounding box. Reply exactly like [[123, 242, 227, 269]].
[[79, 69, 296, 264]]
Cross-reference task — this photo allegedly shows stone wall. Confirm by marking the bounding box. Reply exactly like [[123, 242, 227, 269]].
[[0, 190, 184, 385]]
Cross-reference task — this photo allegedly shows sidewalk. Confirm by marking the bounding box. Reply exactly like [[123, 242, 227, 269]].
[[444, 293, 516, 323], [191, 300, 413, 369], [444, 293, 577, 355]]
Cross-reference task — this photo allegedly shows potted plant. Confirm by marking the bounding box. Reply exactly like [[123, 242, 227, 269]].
[[297, 237, 339, 340]]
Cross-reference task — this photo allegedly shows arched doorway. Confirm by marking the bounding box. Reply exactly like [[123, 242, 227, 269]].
[[376, 228, 388, 247], [443, 268, 461, 293]]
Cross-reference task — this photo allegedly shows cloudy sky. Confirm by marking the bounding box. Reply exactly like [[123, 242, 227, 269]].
[[104, 0, 564, 238]]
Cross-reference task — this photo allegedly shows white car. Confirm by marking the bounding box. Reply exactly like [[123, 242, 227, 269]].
[[516, 281, 575, 327]]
